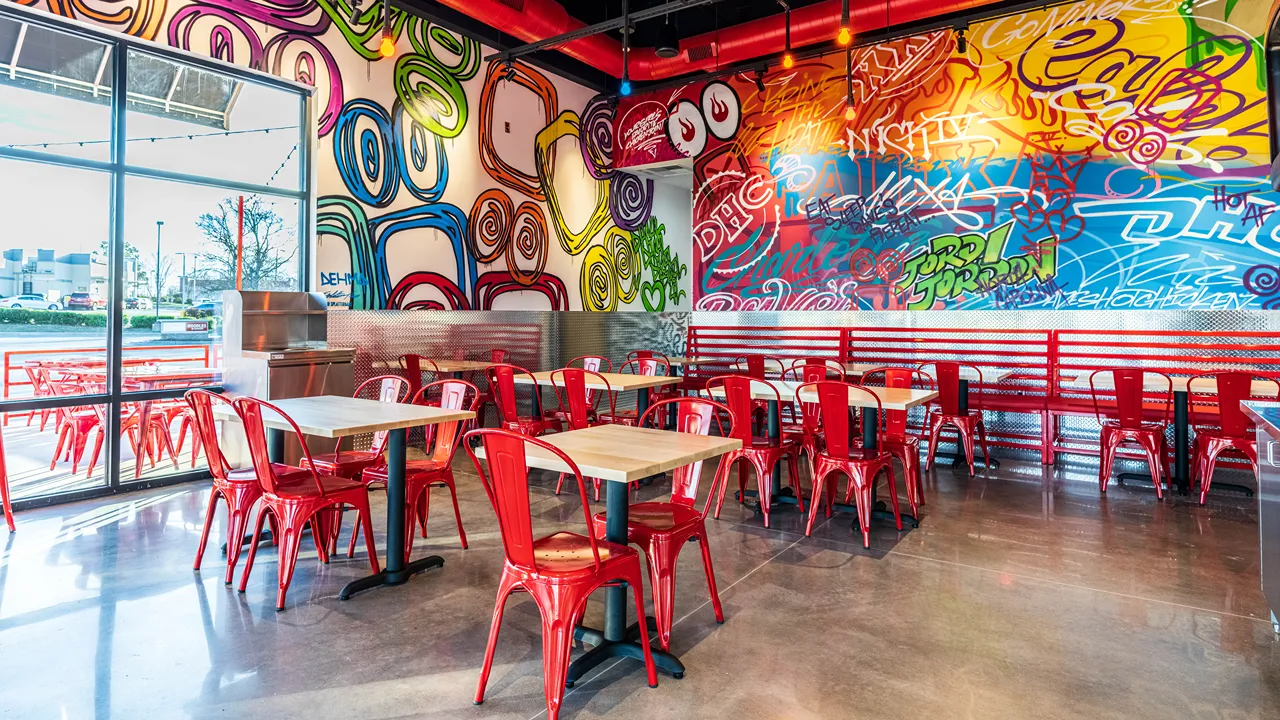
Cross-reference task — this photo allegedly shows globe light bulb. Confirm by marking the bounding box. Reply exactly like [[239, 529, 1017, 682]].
[[620, 79, 632, 96], [378, 34, 395, 58], [845, 104, 856, 121], [782, 52, 794, 69], [837, 26, 851, 46]]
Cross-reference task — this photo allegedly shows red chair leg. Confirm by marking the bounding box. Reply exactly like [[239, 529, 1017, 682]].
[[85, 429, 104, 477], [1098, 435, 1118, 493], [1199, 449, 1221, 505], [924, 416, 943, 470], [194, 488, 220, 571], [755, 457, 773, 528], [960, 423, 976, 475], [223, 491, 257, 585], [882, 464, 902, 530], [354, 497, 381, 573], [555, 472, 566, 494], [852, 476, 874, 548], [786, 452, 804, 513], [475, 572, 520, 705], [695, 525, 724, 624], [1141, 438, 1164, 500], [443, 478, 468, 549], [273, 507, 310, 610], [532, 587, 589, 720], [713, 454, 740, 519], [627, 566, 660, 690], [977, 421, 990, 471], [238, 507, 270, 593], [804, 467, 829, 536], [644, 537, 677, 651], [346, 508, 362, 559]]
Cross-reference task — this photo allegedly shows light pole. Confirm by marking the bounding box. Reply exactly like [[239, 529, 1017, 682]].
[[174, 252, 188, 305], [191, 254, 198, 304], [155, 221, 163, 321]]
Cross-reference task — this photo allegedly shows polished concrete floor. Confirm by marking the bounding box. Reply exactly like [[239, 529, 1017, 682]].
[[1, 453, 1277, 720]]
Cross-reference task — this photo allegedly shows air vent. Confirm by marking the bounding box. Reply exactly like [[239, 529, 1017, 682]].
[[497, 0, 525, 10], [685, 43, 716, 62]]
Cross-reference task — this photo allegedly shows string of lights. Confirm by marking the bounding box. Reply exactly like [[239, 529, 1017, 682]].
[[263, 143, 298, 188], [2, 124, 300, 150]]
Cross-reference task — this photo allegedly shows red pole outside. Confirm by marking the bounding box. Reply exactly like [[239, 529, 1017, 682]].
[[236, 196, 244, 290]]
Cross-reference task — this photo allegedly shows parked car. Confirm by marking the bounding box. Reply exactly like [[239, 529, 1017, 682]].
[[0, 294, 61, 310], [124, 297, 152, 310], [65, 292, 96, 311], [184, 301, 223, 318]]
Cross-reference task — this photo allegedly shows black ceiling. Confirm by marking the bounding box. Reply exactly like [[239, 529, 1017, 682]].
[[561, 0, 827, 48]]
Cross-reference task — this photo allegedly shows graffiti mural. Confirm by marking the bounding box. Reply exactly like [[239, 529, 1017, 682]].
[[616, 0, 1278, 310], [14, 0, 692, 311]]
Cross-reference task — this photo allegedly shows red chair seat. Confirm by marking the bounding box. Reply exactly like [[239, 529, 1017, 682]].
[[361, 458, 449, 483], [226, 464, 309, 484], [531, 531, 635, 576], [1101, 419, 1164, 434], [608, 501, 702, 533], [302, 450, 384, 479], [272, 471, 367, 498]]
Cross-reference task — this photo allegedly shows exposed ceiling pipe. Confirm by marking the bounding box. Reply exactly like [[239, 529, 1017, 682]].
[[431, 0, 1000, 81]]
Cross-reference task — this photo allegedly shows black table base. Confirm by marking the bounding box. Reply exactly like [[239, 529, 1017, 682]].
[[568, 619, 680, 686], [337, 428, 443, 600]]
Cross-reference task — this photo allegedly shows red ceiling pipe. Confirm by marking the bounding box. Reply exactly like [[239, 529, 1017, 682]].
[[435, 0, 997, 81]]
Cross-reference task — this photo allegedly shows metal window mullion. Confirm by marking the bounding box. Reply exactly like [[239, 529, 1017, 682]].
[[105, 39, 128, 492], [298, 91, 313, 291], [121, 164, 306, 200]]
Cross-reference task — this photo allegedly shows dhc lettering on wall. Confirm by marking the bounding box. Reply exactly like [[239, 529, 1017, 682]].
[[11, 0, 692, 312], [614, 0, 1280, 311]]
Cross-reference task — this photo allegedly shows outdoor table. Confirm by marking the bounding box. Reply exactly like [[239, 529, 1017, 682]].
[[1061, 372, 1279, 495], [710, 381, 937, 528], [215, 395, 474, 598], [475, 423, 740, 684]]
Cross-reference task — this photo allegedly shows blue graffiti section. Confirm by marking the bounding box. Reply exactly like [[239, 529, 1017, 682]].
[[701, 147, 1277, 310]]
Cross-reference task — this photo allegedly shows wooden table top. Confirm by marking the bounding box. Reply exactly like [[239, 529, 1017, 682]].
[[847, 364, 1015, 383], [369, 358, 493, 373], [214, 395, 474, 438], [474, 424, 742, 483], [709, 381, 937, 411], [513, 370, 680, 391], [664, 356, 706, 367], [1062, 372, 1280, 397]]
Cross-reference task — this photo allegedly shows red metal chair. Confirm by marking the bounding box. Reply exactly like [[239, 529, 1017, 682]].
[[301, 375, 410, 480], [628, 350, 679, 405], [1188, 371, 1279, 504], [598, 356, 673, 427], [1, 429, 13, 533], [546, 356, 612, 425], [1089, 368, 1173, 498], [464, 428, 658, 719], [779, 361, 838, 473], [233, 397, 380, 611], [920, 362, 990, 476], [549, 367, 619, 498], [784, 358, 846, 382], [591, 397, 731, 651], [860, 367, 935, 513], [357, 379, 479, 560], [475, 349, 511, 426], [187, 389, 286, 584], [708, 374, 804, 528], [734, 354, 787, 379], [399, 354, 441, 400], [798, 381, 899, 547], [21, 364, 53, 430], [487, 363, 561, 436]]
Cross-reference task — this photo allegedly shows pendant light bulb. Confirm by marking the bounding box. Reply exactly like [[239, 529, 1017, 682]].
[[845, 104, 856, 121], [378, 33, 395, 57], [782, 52, 794, 69], [837, 26, 851, 45]]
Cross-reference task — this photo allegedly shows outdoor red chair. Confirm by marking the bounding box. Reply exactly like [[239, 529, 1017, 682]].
[[598, 356, 673, 427], [591, 397, 730, 651], [1089, 368, 1173, 498], [233, 397, 380, 611], [465, 428, 658, 720], [356, 379, 479, 560], [21, 365, 53, 431], [708, 374, 804, 528], [1188, 371, 1278, 504], [487, 363, 560, 437], [799, 381, 900, 547], [860, 367, 935, 513], [920, 362, 990, 476], [187, 389, 287, 584], [549, 367, 620, 499], [1, 429, 14, 533], [475, 349, 511, 426], [545, 356, 612, 426], [301, 375, 410, 480]]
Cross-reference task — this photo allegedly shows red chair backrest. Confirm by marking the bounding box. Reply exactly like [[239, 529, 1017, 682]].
[[860, 367, 934, 437], [639, 397, 732, 513], [486, 363, 537, 423], [231, 396, 326, 496], [918, 362, 982, 415], [797, 381, 881, 459], [1187, 371, 1280, 438], [184, 389, 237, 482], [550, 368, 614, 430], [622, 357, 670, 377], [706, 374, 776, 442], [464, 428, 601, 573], [785, 358, 844, 382], [412, 379, 478, 463], [568, 355, 612, 372], [355, 375, 410, 454], [399, 355, 440, 399], [488, 349, 510, 363], [1089, 368, 1171, 428]]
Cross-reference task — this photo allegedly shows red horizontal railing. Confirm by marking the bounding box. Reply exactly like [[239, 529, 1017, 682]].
[[3, 344, 212, 412]]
